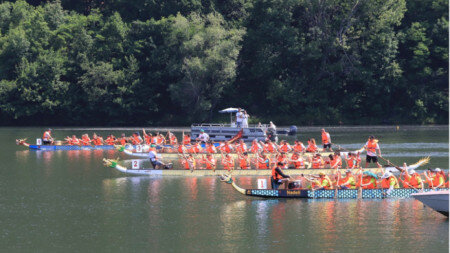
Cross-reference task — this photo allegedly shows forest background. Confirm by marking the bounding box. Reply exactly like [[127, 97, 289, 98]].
[[0, 0, 447, 126]]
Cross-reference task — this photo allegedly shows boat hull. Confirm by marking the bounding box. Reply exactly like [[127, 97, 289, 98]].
[[242, 188, 449, 199], [28, 144, 121, 150], [412, 190, 449, 216]]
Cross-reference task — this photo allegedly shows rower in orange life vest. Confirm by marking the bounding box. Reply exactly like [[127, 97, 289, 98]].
[[261, 140, 277, 153], [205, 141, 217, 153], [156, 133, 165, 145], [276, 153, 289, 169], [181, 154, 196, 170], [183, 134, 191, 145], [380, 172, 400, 195], [329, 152, 342, 169], [81, 134, 91, 146], [250, 139, 261, 153], [189, 142, 202, 153], [221, 154, 235, 171], [131, 132, 143, 145], [237, 152, 250, 169], [364, 135, 382, 168], [321, 128, 333, 151], [311, 153, 324, 169], [201, 154, 216, 170], [235, 139, 247, 153], [289, 152, 305, 169], [293, 140, 305, 153], [338, 170, 357, 189], [345, 152, 358, 169], [105, 135, 116, 145], [271, 162, 291, 189], [219, 141, 233, 153], [91, 133, 103, 145], [69, 135, 80, 145], [424, 168, 446, 189], [142, 129, 152, 145], [167, 131, 178, 145], [360, 171, 378, 189], [42, 129, 53, 145], [306, 138, 318, 152], [278, 140, 292, 153], [117, 133, 127, 145], [398, 163, 424, 189], [257, 153, 271, 169], [307, 172, 332, 190]]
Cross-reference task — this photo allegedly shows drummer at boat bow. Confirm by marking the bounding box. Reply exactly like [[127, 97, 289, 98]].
[[42, 129, 53, 144], [196, 129, 210, 143], [271, 162, 290, 189]]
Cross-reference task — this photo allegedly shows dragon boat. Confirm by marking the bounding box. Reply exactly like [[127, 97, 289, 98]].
[[218, 174, 448, 199], [16, 139, 133, 151], [115, 144, 361, 159], [102, 158, 382, 176], [102, 157, 429, 177]]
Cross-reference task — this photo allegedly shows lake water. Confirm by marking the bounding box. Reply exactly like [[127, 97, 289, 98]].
[[2, 127, 449, 252]]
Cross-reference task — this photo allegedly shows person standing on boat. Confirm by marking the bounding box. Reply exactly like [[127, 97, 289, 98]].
[[271, 162, 290, 189], [321, 129, 332, 151], [196, 129, 210, 143], [42, 129, 53, 145], [242, 110, 249, 128], [236, 108, 243, 128], [364, 136, 382, 168]]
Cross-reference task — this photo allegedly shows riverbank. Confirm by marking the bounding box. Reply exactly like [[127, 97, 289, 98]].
[[6, 125, 448, 133]]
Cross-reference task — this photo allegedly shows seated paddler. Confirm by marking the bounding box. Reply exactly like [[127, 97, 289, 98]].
[[271, 162, 290, 189]]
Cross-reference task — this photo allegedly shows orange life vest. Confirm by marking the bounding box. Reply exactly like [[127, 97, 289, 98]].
[[206, 145, 217, 154], [43, 131, 52, 141], [321, 132, 330, 144], [432, 173, 445, 188], [92, 137, 102, 145], [312, 157, 323, 169], [330, 156, 342, 169], [264, 143, 276, 153], [119, 138, 127, 145], [204, 157, 215, 170], [381, 176, 399, 189], [81, 136, 91, 145], [182, 158, 195, 170], [105, 137, 116, 145], [361, 177, 376, 189], [293, 143, 304, 152], [257, 156, 270, 169], [221, 144, 232, 153], [169, 135, 177, 145], [290, 153, 304, 169], [143, 134, 151, 145], [280, 144, 291, 153], [250, 143, 261, 153], [178, 145, 187, 154], [235, 143, 247, 153], [272, 167, 283, 180], [367, 140, 377, 154], [132, 136, 142, 145], [222, 157, 234, 171], [239, 156, 249, 169], [71, 137, 80, 145], [183, 136, 191, 145], [306, 141, 318, 152]]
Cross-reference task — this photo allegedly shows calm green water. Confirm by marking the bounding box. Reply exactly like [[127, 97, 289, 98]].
[[2, 127, 449, 252]]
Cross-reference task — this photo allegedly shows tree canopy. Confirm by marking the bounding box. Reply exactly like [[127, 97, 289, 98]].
[[0, 0, 447, 126]]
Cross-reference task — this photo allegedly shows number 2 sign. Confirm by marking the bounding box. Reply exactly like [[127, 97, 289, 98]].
[[131, 160, 140, 170]]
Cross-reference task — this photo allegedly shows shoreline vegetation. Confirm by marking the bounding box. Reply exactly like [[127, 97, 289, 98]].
[[0, 0, 447, 126], [6, 125, 449, 132]]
